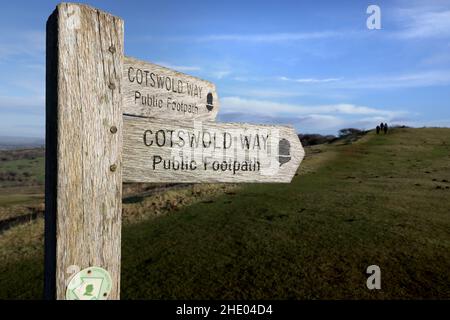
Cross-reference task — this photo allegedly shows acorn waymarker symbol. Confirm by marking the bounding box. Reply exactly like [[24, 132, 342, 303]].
[[278, 138, 291, 166], [206, 92, 214, 111]]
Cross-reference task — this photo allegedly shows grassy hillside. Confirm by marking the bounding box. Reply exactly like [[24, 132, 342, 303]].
[[0, 148, 45, 187], [1, 127, 450, 299], [0, 149, 44, 209]]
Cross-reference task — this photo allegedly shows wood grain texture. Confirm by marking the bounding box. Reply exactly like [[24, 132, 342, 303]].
[[45, 3, 123, 300], [123, 56, 219, 121], [123, 115, 305, 183]]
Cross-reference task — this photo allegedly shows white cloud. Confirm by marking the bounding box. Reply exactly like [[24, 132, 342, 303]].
[[421, 45, 450, 65], [277, 70, 450, 89], [0, 30, 45, 61], [142, 31, 346, 44], [296, 114, 346, 130], [279, 76, 342, 83], [219, 96, 408, 133], [153, 61, 201, 72], [218, 112, 392, 135], [195, 31, 342, 43], [216, 94, 447, 134], [393, 6, 450, 39], [221, 96, 404, 119], [238, 89, 308, 98], [211, 70, 232, 79], [337, 70, 450, 89]]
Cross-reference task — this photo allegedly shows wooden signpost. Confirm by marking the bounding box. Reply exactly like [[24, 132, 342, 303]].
[[45, 2, 304, 300]]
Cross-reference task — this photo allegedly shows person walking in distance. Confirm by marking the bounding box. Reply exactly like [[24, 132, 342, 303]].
[[376, 125, 380, 134], [380, 122, 384, 132], [384, 123, 388, 134]]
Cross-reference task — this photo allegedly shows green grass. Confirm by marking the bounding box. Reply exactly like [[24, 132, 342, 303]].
[[0, 155, 45, 188], [0, 150, 44, 207], [0, 189, 43, 207], [0, 219, 45, 299], [1, 128, 450, 299]]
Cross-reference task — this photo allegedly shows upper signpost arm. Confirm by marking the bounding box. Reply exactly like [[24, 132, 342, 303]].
[[122, 56, 220, 121]]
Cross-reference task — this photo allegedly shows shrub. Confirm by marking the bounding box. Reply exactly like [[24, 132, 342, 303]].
[[298, 134, 337, 146], [338, 128, 363, 137]]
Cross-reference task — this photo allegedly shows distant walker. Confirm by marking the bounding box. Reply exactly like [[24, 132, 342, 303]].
[[376, 122, 388, 135]]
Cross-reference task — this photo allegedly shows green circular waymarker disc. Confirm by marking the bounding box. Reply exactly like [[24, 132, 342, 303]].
[[66, 267, 112, 300]]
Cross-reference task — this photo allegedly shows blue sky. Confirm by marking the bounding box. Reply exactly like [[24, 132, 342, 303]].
[[1, 0, 450, 137]]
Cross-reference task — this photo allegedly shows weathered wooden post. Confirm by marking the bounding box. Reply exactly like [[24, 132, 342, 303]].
[[45, 3, 124, 299]]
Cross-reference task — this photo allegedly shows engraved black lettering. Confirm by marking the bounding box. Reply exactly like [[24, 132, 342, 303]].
[[144, 70, 150, 86], [136, 69, 143, 84], [128, 67, 135, 82], [155, 130, 166, 147], [152, 155, 162, 169], [150, 72, 156, 87], [134, 91, 141, 104], [143, 129, 153, 146]]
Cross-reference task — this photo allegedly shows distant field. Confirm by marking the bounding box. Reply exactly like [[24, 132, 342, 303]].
[[0, 192, 42, 207], [0, 148, 44, 191], [0, 149, 45, 222], [1, 128, 450, 299]]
